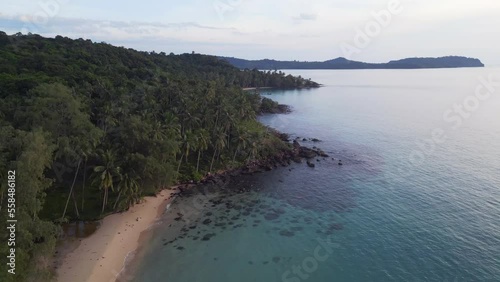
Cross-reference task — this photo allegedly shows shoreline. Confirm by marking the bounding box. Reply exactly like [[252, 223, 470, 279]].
[[242, 87, 274, 91], [242, 86, 322, 91], [54, 133, 327, 282], [56, 188, 178, 282]]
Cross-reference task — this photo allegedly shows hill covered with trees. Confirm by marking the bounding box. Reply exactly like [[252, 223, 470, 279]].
[[0, 31, 319, 281], [220, 56, 485, 70]]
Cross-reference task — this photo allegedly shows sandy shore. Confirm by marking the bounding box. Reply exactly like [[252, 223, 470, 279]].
[[56, 188, 177, 282]]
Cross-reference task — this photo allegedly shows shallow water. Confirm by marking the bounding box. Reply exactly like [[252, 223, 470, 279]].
[[131, 68, 500, 282]]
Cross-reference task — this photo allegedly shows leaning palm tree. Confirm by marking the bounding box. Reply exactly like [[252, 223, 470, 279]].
[[210, 130, 227, 172], [176, 131, 189, 174], [195, 129, 209, 173]]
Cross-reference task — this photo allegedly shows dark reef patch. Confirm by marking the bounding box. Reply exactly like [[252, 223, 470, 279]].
[[264, 213, 280, 220], [279, 230, 295, 237], [201, 233, 216, 241]]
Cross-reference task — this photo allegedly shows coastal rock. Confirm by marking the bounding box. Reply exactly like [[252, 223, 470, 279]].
[[276, 132, 290, 142], [299, 147, 318, 159], [201, 233, 216, 241], [293, 140, 301, 149], [319, 151, 329, 157], [166, 130, 333, 202]]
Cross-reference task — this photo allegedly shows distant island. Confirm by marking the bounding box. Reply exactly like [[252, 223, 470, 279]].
[[220, 56, 485, 70]]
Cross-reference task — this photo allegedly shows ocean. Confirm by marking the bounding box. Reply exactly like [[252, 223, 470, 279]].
[[128, 68, 500, 282]]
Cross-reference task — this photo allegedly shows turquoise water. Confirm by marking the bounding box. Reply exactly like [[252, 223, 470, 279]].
[[130, 68, 500, 281]]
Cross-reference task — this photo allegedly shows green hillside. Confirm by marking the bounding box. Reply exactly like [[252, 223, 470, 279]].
[[0, 32, 318, 282]]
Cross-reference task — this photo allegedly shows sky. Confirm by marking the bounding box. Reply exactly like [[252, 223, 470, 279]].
[[1, 0, 499, 65]]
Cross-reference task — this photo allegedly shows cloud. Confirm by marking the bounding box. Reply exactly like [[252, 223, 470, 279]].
[[0, 15, 238, 40], [1, 0, 500, 64], [293, 13, 318, 22], [0, 14, 272, 57]]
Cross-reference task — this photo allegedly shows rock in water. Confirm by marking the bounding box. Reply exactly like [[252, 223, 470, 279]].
[[300, 147, 318, 159]]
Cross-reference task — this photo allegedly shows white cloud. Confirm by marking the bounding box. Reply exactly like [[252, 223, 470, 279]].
[[0, 0, 499, 64]]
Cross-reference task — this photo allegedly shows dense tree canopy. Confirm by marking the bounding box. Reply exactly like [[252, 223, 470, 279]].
[[0, 32, 318, 281]]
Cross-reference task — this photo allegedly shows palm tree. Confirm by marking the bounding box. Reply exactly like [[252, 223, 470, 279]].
[[233, 132, 250, 163], [195, 129, 209, 173], [98, 104, 117, 134], [184, 130, 197, 164], [210, 130, 227, 172], [113, 172, 140, 210], [176, 132, 187, 174], [151, 121, 169, 141], [177, 130, 198, 174], [92, 149, 121, 214], [248, 141, 259, 161], [163, 112, 181, 138]]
